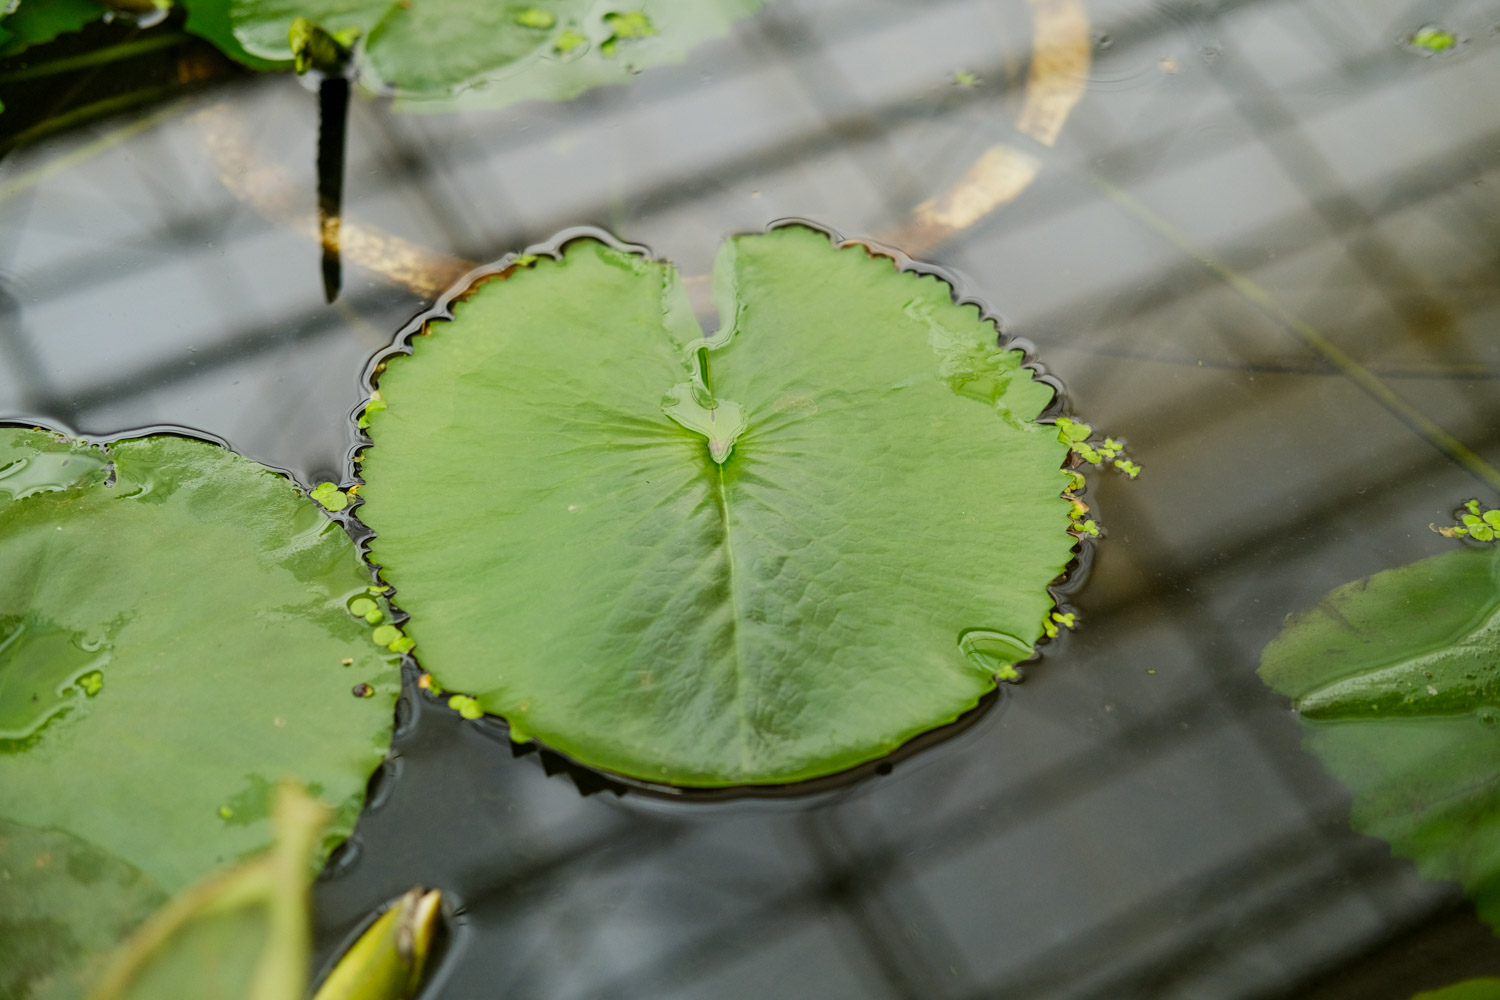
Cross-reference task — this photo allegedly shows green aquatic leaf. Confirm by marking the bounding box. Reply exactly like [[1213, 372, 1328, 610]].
[[447, 695, 482, 721], [513, 7, 555, 29], [356, 398, 386, 431], [0, 430, 399, 998], [1051, 418, 1140, 479], [1441, 500, 1500, 543], [603, 10, 653, 39], [358, 225, 1075, 786], [1409, 25, 1459, 54], [599, 9, 653, 56], [551, 29, 585, 56], [0, 0, 104, 58], [176, 0, 287, 70], [187, 0, 764, 106], [310, 481, 349, 512], [1054, 417, 1091, 443], [85, 786, 324, 1000], [1259, 547, 1500, 927], [1414, 981, 1500, 1000]]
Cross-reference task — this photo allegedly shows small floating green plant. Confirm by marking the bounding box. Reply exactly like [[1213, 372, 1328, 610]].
[[310, 479, 350, 511], [1408, 25, 1459, 54], [1054, 417, 1138, 540], [1055, 416, 1141, 478], [1434, 498, 1500, 540]]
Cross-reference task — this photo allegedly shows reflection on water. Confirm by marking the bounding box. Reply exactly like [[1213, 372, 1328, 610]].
[[5, 0, 1500, 996]]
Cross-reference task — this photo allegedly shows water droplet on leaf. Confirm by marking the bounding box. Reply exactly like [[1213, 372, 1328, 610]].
[[958, 629, 1035, 681], [0, 614, 113, 749]]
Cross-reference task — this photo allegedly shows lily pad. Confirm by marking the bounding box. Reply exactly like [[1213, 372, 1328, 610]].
[[0, 429, 399, 997], [358, 225, 1076, 787], [183, 0, 765, 106], [0, 0, 105, 58], [1259, 546, 1500, 927]]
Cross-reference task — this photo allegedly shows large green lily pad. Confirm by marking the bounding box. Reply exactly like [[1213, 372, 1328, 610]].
[[0, 429, 399, 998], [358, 225, 1076, 787], [182, 0, 765, 106], [1259, 546, 1500, 927]]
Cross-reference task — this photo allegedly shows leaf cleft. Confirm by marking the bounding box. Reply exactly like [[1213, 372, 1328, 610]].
[[660, 381, 747, 464]]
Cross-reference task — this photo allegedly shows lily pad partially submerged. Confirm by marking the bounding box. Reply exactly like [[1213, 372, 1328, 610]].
[[182, 0, 766, 106], [0, 429, 399, 997], [1259, 546, 1500, 927], [357, 225, 1078, 787]]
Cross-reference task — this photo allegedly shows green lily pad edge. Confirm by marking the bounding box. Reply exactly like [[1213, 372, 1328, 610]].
[[1259, 543, 1500, 930], [351, 221, 1103, 794], [1, 2, 768, 110], [175, 0, 767, 108], [1414, 979, 1500, 1000], [0, 423, 402, 999]]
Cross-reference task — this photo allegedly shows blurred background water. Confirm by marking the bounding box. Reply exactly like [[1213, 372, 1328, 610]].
[[4, 0, 1500, 996]]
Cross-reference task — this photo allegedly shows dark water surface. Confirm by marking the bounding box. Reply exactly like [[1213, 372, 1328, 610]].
[[5, 0, 1500, 996]]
